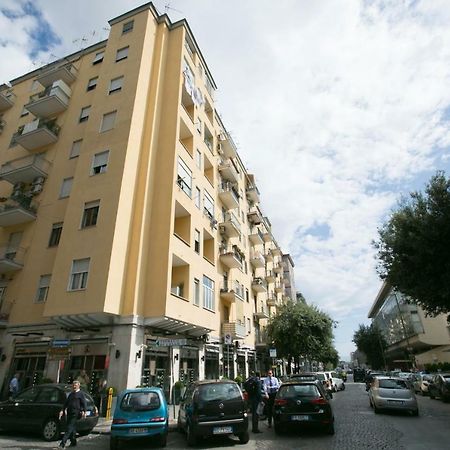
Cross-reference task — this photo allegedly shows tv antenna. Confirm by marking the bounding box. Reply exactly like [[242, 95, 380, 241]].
[[164, 2, 183, 14]]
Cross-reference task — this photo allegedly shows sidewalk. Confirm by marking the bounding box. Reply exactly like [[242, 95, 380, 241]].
[[92, 404, 180, 435]]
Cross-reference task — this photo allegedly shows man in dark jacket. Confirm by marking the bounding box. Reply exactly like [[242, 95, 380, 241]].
[[244, 372, 267, 433], [58, 380, 87, 448]]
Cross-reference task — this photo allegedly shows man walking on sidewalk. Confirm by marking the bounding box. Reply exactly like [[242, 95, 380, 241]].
[[263, 370, 280, 428], [244, 372, 267, 433]]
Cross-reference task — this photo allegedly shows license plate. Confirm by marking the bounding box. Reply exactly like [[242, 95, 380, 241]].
[[213, 426, 233, 434], [129, 428, 147, 434], [388, 400, 403, 404], [292, 415, 309, 421]]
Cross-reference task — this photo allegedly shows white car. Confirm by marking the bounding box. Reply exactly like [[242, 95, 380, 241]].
[[332, 376, 345, 391]]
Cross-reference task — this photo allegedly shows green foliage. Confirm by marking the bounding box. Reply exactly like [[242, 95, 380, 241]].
[[267, 301, 338, 373], [424, 362, 450, 372], [374, 171, 450, 318], [234, 375, 243, 385], [353, 324, 387, 369]]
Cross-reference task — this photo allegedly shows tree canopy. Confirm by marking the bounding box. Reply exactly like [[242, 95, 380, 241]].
[[266, 300, 337, 373], [352, 324, 387, 370], [374, 171, 450, 318]]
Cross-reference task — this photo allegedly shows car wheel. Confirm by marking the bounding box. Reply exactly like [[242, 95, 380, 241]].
[[187, 423, 197, 447], [411, 409, 419, 416], [42, 418, 60, 441], [158, 431, 168, 447], [237, 430, 249, 444], [326, 423, 335, 435], [110, 436, 119, 450]]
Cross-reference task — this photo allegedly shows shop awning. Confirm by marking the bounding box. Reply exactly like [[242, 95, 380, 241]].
[[51, 313, 114, 328], [144, 316, 212, 337]]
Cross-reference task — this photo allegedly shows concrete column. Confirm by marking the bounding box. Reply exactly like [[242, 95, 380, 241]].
[[244, 350, 249, 378], [198, 346, 205, 380]]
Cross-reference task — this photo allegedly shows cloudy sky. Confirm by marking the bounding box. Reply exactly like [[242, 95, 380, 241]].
[[2, 0, 450, 360]]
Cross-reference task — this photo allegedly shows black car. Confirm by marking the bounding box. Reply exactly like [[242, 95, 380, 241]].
[[177, 380, 249, 446], [428, 373, 450, 402], [353, 368, 366, 383], [0, 383, 99, 441], [289, 372, 319, 382], [273, 380, 334, 435]]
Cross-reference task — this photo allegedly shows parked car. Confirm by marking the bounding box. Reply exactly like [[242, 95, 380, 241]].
[[289, 372, 319, 382], [273, 380, 334, 435], [368, 376, 418, 416], [412, 373, 433, 396], [332, 375, 345, 391], [428, 373, 450, 402], [353, 368, 366, 383], [110, 387, 168, 449], [178, 380, 249, 446], [0, 383, 98, 441]]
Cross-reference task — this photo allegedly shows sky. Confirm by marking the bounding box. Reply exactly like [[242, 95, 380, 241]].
[[1, 0, 450, 361]]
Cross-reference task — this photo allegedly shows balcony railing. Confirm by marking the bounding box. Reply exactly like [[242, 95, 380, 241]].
[[246, 185, 260, 204], [0, 154, 50, 184], [254, 302, 269, 320], [247, 208, 263, 225], [0, 245, 26, 273], [220, 280, 244, 303], [265, 270, 276, 283], [252, 277, 267, 293], [0, 194, 37, 227], [14, 118, 60, 152], [218, 182, 239, 210], [217, 132, 237, 159], [267, 295, 277, 307], [222, 321, 246, 339], [219, 244, 244, 269], [36, 63, 78, 87], [25, 80, 71, 118], [250, 251, 265, 268], [219, 212, 241, 238], [218, 158, 239, 184]]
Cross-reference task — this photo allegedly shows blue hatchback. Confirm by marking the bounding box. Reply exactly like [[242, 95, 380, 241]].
[[110, 387, 168, 449]]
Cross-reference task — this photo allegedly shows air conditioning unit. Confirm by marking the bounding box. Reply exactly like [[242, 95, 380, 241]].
[[12, 181, 25, 198], [30, 183, 43, 195]]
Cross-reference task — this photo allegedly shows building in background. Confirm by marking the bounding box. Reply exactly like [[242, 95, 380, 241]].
[[282, 254, 296, 301], [368, 282, 450, 370], [0, 2, 291, 397]]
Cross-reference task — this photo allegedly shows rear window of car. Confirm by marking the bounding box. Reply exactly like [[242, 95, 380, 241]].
[[315, 373, 325, 381], [379, 379, 408, 389], [198, 383, 241, 401], [331, 372, 338, 378], [278, 384, 320, 399], [121, 392, 160, 411]]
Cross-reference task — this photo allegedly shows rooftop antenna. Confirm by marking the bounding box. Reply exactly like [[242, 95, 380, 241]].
[[164, 2, 183, 14]]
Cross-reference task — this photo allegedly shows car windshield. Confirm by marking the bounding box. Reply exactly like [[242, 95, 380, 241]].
[[14, 387, 39, 402], [278, 384, 320, 399], [198, 383, 241, 402], [121, 392, 160, 411], [316, 373, 325, 381], [379, 379, 408, 389]]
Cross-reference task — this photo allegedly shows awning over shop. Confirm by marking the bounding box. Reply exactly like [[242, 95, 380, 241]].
[[51, 312, 114, 328], [144, 316, 212, 337]]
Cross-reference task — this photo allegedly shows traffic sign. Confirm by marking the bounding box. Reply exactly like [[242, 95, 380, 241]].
[[269, 348, 277, 358], [224, 333, 232, 345]]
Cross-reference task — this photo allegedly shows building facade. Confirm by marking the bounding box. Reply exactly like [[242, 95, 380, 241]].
[[0, 3, 291, 399], [368, 282, 450, 369]]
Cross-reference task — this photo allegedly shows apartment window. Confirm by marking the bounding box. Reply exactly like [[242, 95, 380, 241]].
[[196, 117, 202, 134], [68, 258, 90, 291], [202, 275, 215, 311], [70, 139, 82, 159], [48, 223, 63, 247], [177, 156, 192, 197], [194, 229, 200, 254], [122, 20, 134, 34], [246, 288, 249, 303], [109, 76, 123, 94], [79, 106, 91, 123], [92, 51, 104, 65], [194, 278, 200, 306], [203, 190, 214, 219], [100, 111, 117, 132], [247, 317, 251, 333], [81, 200, 100, 228], [60, 177, 73, 198], [92, 150, 109, 174], [20, 106, 29, 117], [35, 275, 51, 303], [195, 149, 202, 169], [195, 187, 201, 209], [115, 46, 129, 62], [87, 77, 98, 91]]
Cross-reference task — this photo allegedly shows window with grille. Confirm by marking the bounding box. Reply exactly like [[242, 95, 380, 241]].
[[35, 275, 51, 303], [81, 201, 100, 228], [92, 150, 109, 174], [69, 258, 90, 291]]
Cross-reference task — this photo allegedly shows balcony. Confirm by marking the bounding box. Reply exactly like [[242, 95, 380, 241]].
[[274, 282, 284, 294], [246, 185, 260, 204], [252, 277, 267, 293], [222, 321, 246, 339], [265, 270, 276, 284], [265, 249, 274, 262], [25, 80, 71, 118], [218, 182, 239, 210], [0, 154, 50, 184], [220, 281, 244, 303], [0, 194, 37, 227], [14, 118, 60, 152], [218, 158, 239, 184], [250, 251, 265, 269], [254, 303, 269, 320], [267, 295, 277, 307], [0, 245, 26, 273], [219, 212, 241, 238], [274, 265, 283, 274], [272, 247, 282, 257], [218, 132, 237, 159], [262, 231, 273, 243], [36, 63, 78, 87], [248, 228, 264, 246], [219, 245, 244, 269], [247, 208, 263, 225], [0, 90, 15, 112]]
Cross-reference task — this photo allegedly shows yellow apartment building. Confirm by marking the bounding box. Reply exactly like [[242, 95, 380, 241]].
[[0, 2, 292, 398]]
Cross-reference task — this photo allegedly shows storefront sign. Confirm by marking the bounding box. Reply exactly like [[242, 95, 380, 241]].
[[52, 339, 71, 348], [154, 338, 187, 347], [269, 348, 277, 358], [48, 347, 72, 360]]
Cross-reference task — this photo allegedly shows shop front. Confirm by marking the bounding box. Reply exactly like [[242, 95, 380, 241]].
[[205, 344, 220, 379], [142, 341, 171, 400], [223, 345, 235, 379]]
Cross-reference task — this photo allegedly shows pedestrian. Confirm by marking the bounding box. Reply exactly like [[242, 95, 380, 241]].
[[76, 369, 90, 392], [263, 370, 280, 428], [9, 373, 20, 399], [244, 371, 267, 433], [58, 380, 87, 448]]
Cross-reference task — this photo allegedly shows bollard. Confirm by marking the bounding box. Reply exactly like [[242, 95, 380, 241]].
[[106, 387, 113, 420]]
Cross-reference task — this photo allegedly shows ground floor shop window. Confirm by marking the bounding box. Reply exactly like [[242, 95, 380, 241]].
[[205, 350, 219, 379], [142, 345, 171, 401]]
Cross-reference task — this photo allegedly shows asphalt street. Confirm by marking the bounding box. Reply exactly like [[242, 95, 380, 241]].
[[0, 380, 449, 449]]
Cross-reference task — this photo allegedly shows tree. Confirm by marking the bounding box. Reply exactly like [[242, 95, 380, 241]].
[[267, 301, 337, 374], [352, 324, 387, 369], [374, 171, 450, 318]]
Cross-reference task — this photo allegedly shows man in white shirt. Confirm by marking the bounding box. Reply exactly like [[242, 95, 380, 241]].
[[263, 370, 280, 428]]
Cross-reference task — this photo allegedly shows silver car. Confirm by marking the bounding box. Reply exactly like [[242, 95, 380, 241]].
[[412, 373, 433, 395], [369, 376, 418, 416]]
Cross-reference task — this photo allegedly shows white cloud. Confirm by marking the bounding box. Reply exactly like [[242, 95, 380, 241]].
[[2, 0, 450, 360]]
